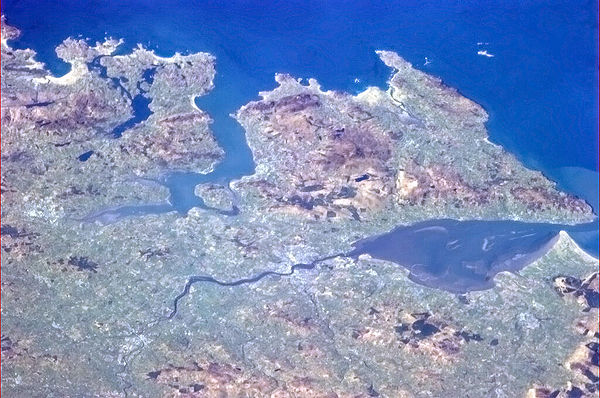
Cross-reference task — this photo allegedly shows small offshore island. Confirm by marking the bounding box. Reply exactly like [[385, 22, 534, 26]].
[[1, 17, 598, 397]]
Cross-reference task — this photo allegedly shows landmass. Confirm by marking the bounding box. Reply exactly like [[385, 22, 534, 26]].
[[1, 17, 598, 397], [234, 51, 592, 224], [1, 16, 221, 221]]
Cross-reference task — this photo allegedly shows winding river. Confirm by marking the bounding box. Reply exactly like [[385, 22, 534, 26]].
[[80, 58, 598, 312]]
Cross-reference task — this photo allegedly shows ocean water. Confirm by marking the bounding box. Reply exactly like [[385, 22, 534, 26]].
[[2, 1, 598, 271]]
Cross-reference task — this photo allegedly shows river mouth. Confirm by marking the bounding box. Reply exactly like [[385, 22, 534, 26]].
[[84, 165, 598, 292], [77, 42, 598, 295], [349, 219, 598, 293], [165, 218, 597, 319]]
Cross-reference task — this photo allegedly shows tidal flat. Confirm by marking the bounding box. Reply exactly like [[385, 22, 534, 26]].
[[1, 16, 598, 397]]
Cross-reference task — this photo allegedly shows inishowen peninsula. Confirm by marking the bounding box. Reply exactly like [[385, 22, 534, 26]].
[[1, 17, 598, 397]]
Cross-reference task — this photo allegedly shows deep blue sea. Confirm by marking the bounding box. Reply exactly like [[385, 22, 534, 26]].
[[2, 0, 598, 261]]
